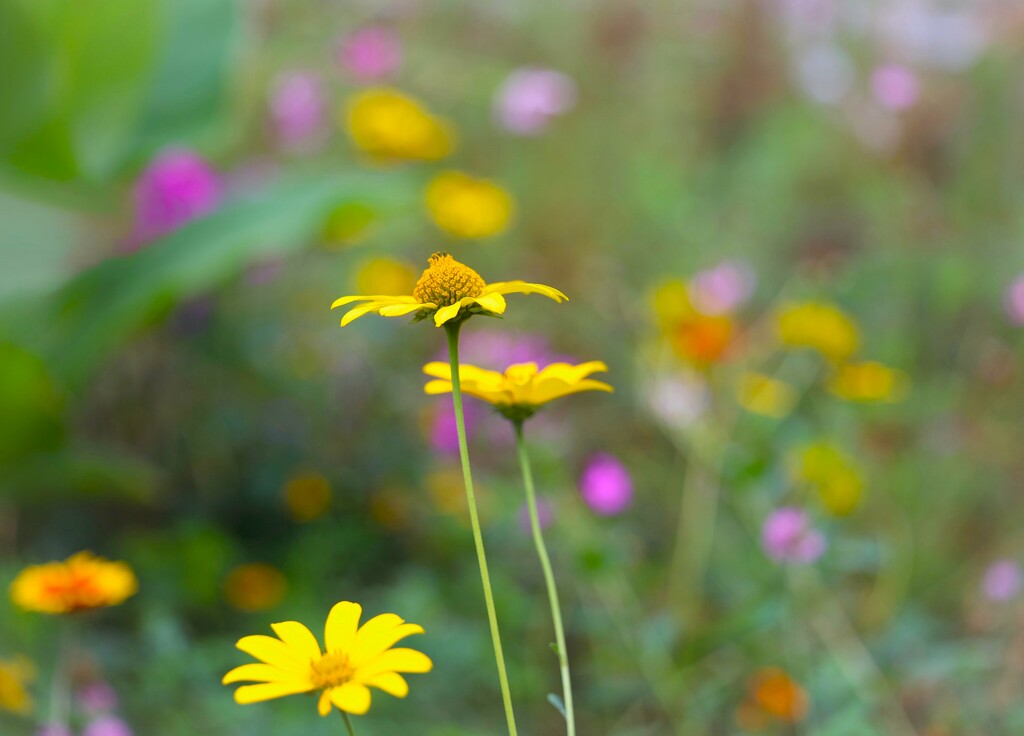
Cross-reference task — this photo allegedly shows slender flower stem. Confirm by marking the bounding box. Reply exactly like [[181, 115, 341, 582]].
[[340, 711, 357, 736], [445, 322, 518, 736], [513, 421, 576, 736]]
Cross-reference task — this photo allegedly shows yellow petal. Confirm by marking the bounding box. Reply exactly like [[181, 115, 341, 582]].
[[233, 681, 315, 704], [350, 613, 404, 663], [325, 601, 362, 654], [529, 378, 614, 406], [470, 292, 507, 314], [422, 362, 453, 380], [358, 648, 433, 677], [424, 379, 454, 395], [331, 295, 415, 310], [536, 361, 609, 384], [269, 621, 322, 661], [378, 302, 431, 317], [432, 299, 468, 327], [339, 302, 389, 327], [318, 690, 332, 716], [362, 671, 409, 698], [235, 635, 309, 673], [482, 281, 568, 302], [330, 683, 372, 715], [222, 663, 297, 685]]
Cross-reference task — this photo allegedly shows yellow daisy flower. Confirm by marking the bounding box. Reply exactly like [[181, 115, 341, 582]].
[[737, 372, 798, 419], [829, 360, 907, 402], [423, 360, 612, 420], [331, 252, 567, 328], [10, 552, 137, 615], [0, 656, 34, 715], [223, 601, 432, 717], [776, 301, 859, 361], [344, 88, 453, 161], [425, 171, 514, 239]]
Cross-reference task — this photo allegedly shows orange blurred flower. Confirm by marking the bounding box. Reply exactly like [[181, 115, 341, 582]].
[[224, 563, 288, 612], [10, 552, 137, 615], [736, 667, 809, 730], [284, 472, 332, 522], [671, 313, 736, 366]]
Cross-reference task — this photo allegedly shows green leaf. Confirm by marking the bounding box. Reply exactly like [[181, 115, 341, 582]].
[[547, 693, 567, 720]]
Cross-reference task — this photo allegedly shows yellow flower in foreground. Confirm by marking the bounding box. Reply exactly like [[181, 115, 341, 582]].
[[737, 372, 798, 419], [223, 601, 432, 716], [830, 360, 907, 402], [791, 442, 864, 516], [344, 88, 453, 161], [776, 301, 859, 361], [10, 552, 137, 615], [332, 252, 567, 328], [425, 171, 513, 239], [423, 361, 612, 420], [0, 656, 34, 715]]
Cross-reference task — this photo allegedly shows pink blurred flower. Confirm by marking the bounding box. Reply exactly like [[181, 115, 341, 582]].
[[580, 453, 633, 516], [494, 68, 577, 136], [269, 72, 326, 150], [429, 399, 484, 456], [1005, 275, 1024, 325], [871, 64, 920, 111], [690, 260, 756, 315], [83, 716, 132, 736], [517, 498, 553, 533], [982, 559, 1022, 602], [129, 149, 222, 247], [77, 681, 118, 715], [339, 27, 402, 81], [762, 507, 826, 563]]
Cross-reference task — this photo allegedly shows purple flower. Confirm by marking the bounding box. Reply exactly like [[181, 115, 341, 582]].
[[269, 72, 326, 151], [494, 68, 577, 136], [1005, 275, 1024, 325], [129, 149, 222, 247], [517, 498, 553, 534], [338, 27, 402, 81], [429, 399, 484, 455], [982, 559, 1022, 602], [83, 716, 132, 736], [762, 507, 826, 564], [36, 726, 74, 736], [435, 330, 567, 372], [77, 681, 118, 715], [690, 260, 756, 315], [871, 64, 920, 111], [580, 453, 633, 516]]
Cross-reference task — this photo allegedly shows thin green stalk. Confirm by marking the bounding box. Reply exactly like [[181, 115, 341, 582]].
[[445, 323, 518, 736], [340, 711, 357, 736], [513, 421, 576, 736]]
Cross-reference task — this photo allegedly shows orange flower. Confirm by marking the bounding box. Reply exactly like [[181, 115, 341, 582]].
[[224, 564, 288, 612], [671, 314, 735, 365], [736, 667, 809, 730], [10, 552, 137, 615]]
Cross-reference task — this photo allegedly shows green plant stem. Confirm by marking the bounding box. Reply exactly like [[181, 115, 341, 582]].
[[340, 711, 357, 736], [445, 322, 518, 736], [513, 421, 576, 736]]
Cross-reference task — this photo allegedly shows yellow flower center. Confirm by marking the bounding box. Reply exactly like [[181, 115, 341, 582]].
[[310, 651, 356, 689], [412, 253, 485, 307]]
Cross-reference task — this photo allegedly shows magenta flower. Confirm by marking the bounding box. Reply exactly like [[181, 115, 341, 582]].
[[580, 453, 633, 516], [762, 507, 826, 564], [493, 68, 577, 136], [338, 27, 402, 81], [77, 681, 118, 715], [1005, 275, 1024, 325], [82, 717, 132, 736], [129, 149, 222, 248], [690, 260, 756, 315], [982, 559, 1022, 602], [269, 72, 326, 151], [871, 64, 920, 111], [517, 497, 553, 534]]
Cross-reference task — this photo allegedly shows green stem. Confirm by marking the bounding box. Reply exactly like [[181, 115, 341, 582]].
[[341, 711, 357, 736], [513, 421, 575, 736], [445, 323, 518, 736]]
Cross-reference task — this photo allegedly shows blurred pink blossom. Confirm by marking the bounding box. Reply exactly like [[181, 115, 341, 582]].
[[517, 498, 553, 533], [269, 72, 326, 150], [762, 507, 826, 563], [83, 716, 132, 736], [77, 682, 118, 715], [871, 64, 920, 110], [690, 260, 756, 315], [129, 149, 222, 248], [429, 399, 484, 456], [494, 68, 577, 136], [580, 453, 633, 516], [1005, 275, 1024, 325], [982, 559, 1022, 602], [339, 27, 402, 81]]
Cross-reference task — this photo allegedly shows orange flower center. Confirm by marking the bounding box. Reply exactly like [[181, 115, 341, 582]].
[[310, 651, 356, 689], [412, 252, 485, 307]]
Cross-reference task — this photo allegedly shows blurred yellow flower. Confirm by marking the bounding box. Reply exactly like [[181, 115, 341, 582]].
[[737, 372, 798, 418], [332, 252, 567, 328], [425, 171, 513, 239], [223, 601, 432, 716], [791, 442, 864, 516], [423, 361, 612, 420], [344, 88, 453, 161], [355, 258, 418, 297], [650, 279, 694, 327], [776, 301, 859, 361], [369, 486, 414, 531], [284, 472, 332, 522], [224, 564, 288, 613], [830, 360, 907, 402], [0, 656, 34, 715], [736, 667, 809, 729], [10, 552, 137, 615]]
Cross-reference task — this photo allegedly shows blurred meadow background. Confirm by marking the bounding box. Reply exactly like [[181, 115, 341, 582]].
[[3, 0, 1024, 734]]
